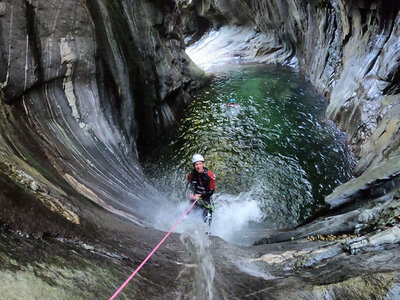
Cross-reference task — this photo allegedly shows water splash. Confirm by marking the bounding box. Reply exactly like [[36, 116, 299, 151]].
[[210, 193, 264, 244], [142, 63, 355, 243], [180, 229, 215, 299]]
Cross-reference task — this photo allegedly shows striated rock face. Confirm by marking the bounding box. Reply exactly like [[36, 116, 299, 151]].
[[181, 0, 400, 174], [181, 2, 400, 297], [1, 0, 400, 299], [182, 0, 400, 233], [1, 0, 397, 236], [0, 2, 206, 297], [0, 0, 205, 226]]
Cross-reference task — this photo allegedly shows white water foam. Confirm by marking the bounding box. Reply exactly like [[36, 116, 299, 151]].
[[147, 188, 265, 246], [210, 193, 264, 244], [180, 230, 215, 300], [140, 159, 267, 243], [141, 189, 270, 299]]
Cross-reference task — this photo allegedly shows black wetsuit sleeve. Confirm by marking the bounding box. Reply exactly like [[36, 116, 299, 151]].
[[201, 190, 214, 198]]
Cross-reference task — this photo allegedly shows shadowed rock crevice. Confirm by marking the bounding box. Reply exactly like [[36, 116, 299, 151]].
[[24, 0, 43, 85]]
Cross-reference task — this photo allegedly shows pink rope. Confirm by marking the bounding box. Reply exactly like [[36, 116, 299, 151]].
[[109, 198, 200, 300]]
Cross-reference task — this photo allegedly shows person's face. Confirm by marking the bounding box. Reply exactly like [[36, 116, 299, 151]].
[[194, 161, 204, 173]]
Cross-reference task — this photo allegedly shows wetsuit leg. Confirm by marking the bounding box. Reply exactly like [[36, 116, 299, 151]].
[[202, 208, 212, 225]]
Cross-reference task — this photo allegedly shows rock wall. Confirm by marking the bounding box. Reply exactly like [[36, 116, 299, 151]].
[[0, 0, 399, 298], [0, 0, 204, 227], [180, 0, 400, 217], [0, 0, 398, 235], [181, 0, 400, 175]]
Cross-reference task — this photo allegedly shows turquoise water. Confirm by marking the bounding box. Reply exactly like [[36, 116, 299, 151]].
[[142, 64, 355, 228]]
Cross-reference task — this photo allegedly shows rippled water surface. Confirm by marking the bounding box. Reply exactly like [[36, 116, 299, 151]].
[[142, 64, 355, 236]]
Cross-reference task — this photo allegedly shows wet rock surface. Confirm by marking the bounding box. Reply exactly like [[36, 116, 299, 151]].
[[0, 222, 191, 299], [0, 0, 400, 299], [181, 0, 400, 171], [0, 0, 206, 222], [182, 2, 400, 296]]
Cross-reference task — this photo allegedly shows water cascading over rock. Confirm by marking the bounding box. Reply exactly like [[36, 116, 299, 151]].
[[1, 0, 400, 299], [181, 0, 400, 239]]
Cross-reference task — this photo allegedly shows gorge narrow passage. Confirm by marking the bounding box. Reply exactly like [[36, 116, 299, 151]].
[[142, 64, 356, 245], [1, 1, 400, 298]]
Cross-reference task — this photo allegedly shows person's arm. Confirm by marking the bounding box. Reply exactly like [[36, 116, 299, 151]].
[[187, 173, 193, 187], [201, 170, 216, 198], [187, 173, 200, 200]]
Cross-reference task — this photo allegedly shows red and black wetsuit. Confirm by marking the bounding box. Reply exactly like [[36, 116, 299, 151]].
[[187, 167, 216, 205], [227, 102, 239, 108]]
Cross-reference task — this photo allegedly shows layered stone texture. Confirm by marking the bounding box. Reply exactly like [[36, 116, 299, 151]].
[[182, 0, 400, 174], [0, 0, 400, 298], [182, 0, 400, 231], [182, 2, 400, 297], [0, 0, 204, 226]]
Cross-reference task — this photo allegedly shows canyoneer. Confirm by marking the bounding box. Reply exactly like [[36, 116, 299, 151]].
[[187, 154, 216, 229], [227, 98, 239, 108]]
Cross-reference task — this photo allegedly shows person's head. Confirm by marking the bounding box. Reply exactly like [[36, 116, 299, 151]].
[[230, 98, 235, 103], [191, 154, 205, 173]]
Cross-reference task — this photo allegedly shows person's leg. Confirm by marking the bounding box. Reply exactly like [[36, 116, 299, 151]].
[[202, 208, 212, 225]]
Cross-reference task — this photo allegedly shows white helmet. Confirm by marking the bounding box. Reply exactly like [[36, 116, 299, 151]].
[[191, 154, 205, 164]]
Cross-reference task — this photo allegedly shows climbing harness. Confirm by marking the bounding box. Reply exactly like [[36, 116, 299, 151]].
[[197, 197, 213, 230], [198, 197, 214, 212], [109, 198, 200, 300]]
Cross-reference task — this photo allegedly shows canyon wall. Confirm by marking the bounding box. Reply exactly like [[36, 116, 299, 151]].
[[180, 0, 400, 214], [0, 0, 204, 228], [181, 0, 400, 174], [0, 1, 400, 298], [0, 0, 399, 234]]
